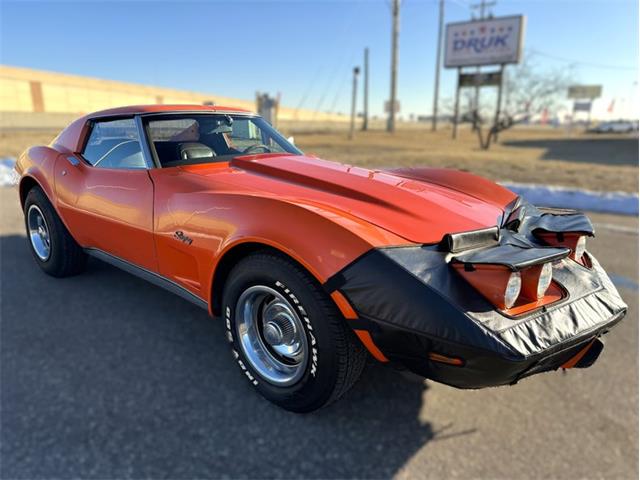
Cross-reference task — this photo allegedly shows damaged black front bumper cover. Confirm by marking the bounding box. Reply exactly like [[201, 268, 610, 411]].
[[324, 214, 627, 388]]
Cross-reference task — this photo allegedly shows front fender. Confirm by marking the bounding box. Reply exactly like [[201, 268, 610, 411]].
[[205, 195, 384, 286], [152, 187, 407, 307]]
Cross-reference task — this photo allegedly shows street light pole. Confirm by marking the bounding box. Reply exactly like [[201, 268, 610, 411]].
[[349, 66, 360, 140]]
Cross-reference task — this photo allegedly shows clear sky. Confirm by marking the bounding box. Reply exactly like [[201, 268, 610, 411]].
[[1, 0, 638, 117]]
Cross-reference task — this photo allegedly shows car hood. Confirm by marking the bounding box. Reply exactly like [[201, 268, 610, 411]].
[[187, 154, 517, 244]]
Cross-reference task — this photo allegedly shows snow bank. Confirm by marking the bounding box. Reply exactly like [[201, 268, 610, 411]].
[[502, 182, 638, 216], [0, 157, 17, 187]]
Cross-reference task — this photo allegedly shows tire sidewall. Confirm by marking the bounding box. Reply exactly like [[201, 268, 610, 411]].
[[24, 188, 62, 274], [222, 256, 340, 412]]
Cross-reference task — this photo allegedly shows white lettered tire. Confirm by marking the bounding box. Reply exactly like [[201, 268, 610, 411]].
[[222, 251, 367, 412]]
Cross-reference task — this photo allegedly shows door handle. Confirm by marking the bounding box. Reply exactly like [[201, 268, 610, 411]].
[[66, 156, 80, 166]]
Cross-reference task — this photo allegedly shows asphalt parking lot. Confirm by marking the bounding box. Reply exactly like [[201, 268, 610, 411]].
[[1, 187, 637, 479]]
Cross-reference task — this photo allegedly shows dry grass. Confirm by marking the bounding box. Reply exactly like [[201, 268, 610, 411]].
[[0, 130, 59, 159], [2, 126, 637, 192], [293, 126, 638, 193]]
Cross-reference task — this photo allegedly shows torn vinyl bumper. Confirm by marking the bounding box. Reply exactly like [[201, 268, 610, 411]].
[[325, 202, 627, 389]]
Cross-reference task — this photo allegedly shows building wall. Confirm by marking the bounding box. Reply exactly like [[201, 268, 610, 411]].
[[0, 76, 33, 112], [0, 65, 348, 126]]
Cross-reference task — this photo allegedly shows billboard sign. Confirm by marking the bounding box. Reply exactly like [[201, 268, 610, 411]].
[[573, 101, 592, 112], [568, 85, 602, 99], [459, 70, 503, 88], [444, 15, 525, 68]]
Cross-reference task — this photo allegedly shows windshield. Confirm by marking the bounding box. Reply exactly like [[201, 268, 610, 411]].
[[145, 114, 302, 168]]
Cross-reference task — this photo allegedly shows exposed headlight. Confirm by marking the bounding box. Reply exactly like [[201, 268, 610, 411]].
[[573, 236, 587, 261], [504, 271, 522, 309], [537, 262, 553, 298]]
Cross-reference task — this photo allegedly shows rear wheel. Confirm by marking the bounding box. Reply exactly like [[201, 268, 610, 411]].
[[222, 251, 367, 412], [24, 186, 87, 277]]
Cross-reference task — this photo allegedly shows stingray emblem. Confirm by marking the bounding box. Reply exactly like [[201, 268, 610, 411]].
[[174, 231, 193, 245]]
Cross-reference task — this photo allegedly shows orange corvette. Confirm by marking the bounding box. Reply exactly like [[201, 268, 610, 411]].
[[15, 105, 626, 412]]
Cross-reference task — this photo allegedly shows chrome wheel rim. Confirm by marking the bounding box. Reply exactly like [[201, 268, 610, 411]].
[[235, 285, 308, 386], [27, 205, 51, 261]]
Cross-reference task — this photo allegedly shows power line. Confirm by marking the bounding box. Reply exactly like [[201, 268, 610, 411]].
[[527, 48, 637, 71], [296, 64, 324, 111], [448, 0, 471, 8], [328, 54, 356, 114], [470, 0, 495, 19], [297, 5, 361, 114]]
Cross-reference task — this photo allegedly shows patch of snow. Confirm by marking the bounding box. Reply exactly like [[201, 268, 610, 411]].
[[502, 182, 638, 216], [0, 157, 18, 187]]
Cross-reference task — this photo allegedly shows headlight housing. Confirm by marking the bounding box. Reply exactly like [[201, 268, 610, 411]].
[[451, 263, 522, 310], [451, 261, 564, 314], [535, 232, 590, 264], [450, 242, 569, 314]]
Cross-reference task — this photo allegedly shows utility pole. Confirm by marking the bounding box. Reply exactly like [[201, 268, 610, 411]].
[[470, 0, 496, 126], [362, 47, 369, 131], [349, 66, 360, 140], [431, 0, 444, 131], [387, 0, 400, 133]]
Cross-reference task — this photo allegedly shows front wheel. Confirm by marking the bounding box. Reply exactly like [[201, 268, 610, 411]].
[[23, 186, 86, 277], [222, 251, 367, 412]]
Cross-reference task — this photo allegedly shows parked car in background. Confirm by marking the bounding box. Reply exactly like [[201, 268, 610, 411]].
[[588, 120, 638, 133]]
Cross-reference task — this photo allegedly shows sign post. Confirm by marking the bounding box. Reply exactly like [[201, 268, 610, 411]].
[[568, 85, 602, 128], [493, 64, 505, 141], [452, 67, 461, 139]]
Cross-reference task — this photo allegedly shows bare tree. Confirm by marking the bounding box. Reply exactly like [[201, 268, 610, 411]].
[[472, 54, 575, 149], [502, 53, 575, 121]]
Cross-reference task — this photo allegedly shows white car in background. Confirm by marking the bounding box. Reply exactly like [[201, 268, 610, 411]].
[[588, 120, 638, 133]]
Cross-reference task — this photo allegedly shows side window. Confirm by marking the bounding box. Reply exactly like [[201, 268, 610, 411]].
[[230, 118, 286, 153], [229, 118, 261, 151], [82, 118, 146, 169]]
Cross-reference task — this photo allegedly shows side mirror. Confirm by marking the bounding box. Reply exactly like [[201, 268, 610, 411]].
[[287, 136, 295, 146]]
